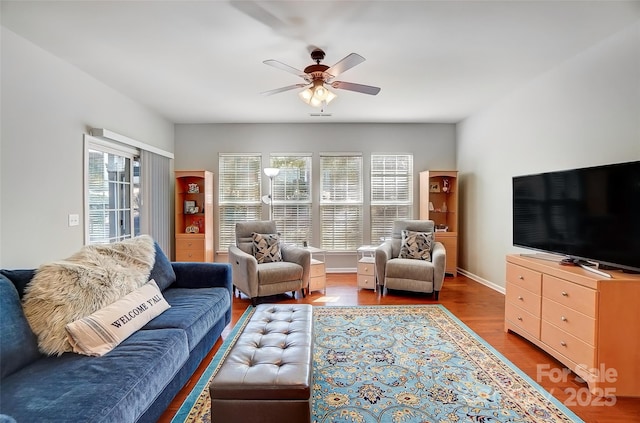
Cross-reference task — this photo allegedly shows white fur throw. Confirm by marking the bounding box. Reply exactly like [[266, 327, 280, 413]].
[[22, 235, 156, 356]]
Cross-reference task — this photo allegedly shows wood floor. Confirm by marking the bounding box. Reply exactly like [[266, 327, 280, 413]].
[[158, 274, 639, 423]]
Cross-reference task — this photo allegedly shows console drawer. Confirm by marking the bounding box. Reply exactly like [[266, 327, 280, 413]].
[[506, 262, 542, 295], [505, 301, 541, 338], [542, 299, 596, 346], [543, 275, 596, 318], [506, 283, 541, 317], [541, 321, 595, 367]]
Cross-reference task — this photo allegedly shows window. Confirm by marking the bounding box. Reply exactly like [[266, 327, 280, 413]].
[[86, 140, 138, 244], [370, 154, 413, 242], [85, 130, 173, 251], [218, 153, 262, 251], [320, 154, 363, 251], [270, 154, 312, 246]]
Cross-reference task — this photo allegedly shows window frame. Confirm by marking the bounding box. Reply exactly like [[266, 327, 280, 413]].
[[319, 153, 364, 251], [84, 136, 139, 245], [370, 153, 414, 243], [218, 153, 263, 252], [270, 154, 313, 246]]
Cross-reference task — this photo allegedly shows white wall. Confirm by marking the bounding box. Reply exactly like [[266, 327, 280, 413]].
[[457, 22, 640, 291], [175, 123, 456, 269], [0, 27, 174, 268]]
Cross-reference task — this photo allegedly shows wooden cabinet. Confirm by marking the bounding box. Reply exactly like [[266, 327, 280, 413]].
[[175, 170, 213, 262], [419, 170, 458, 276], [505, 254, 640, 397], [357, 257, 376, 290], [305, 247, 327, 294]]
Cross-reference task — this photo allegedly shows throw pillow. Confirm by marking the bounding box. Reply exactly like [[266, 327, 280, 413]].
[[22, 235, 156, 356], [66, 280, 170, 356], [148, 241, 176, 291], [251, 232, 282, 263], [399, 230, 433, 261]]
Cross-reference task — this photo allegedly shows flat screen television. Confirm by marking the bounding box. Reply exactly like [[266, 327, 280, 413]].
[[512, 161, 640, 273]]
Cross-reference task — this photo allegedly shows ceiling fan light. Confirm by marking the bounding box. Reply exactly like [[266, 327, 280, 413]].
[[309, 97, 322, 108], [326, 90, 337, 104], [298, 87, 313, 104]]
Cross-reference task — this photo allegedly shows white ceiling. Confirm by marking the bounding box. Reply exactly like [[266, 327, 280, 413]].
[[2, 1, 639, 124]]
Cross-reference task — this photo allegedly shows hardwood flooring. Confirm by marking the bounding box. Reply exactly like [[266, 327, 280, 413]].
[[158, 274, 640, 423]]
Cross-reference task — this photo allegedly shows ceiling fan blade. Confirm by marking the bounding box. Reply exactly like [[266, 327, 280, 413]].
[[325, 53, 366, 79], [263, 60, 309, 80], [331, 81, 381, 95], [261, 83, 309, 96]]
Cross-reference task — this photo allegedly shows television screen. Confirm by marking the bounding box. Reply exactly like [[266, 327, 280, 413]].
[[513, 161, 640, 272]]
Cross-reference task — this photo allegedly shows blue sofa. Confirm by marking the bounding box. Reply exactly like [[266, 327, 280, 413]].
[[0, 243, 232, 423]]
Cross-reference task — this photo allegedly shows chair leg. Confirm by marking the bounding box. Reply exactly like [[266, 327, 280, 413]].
[[301, 288, 306, 298], [251, 297, 258, 306], [434, 290, 440, 300]]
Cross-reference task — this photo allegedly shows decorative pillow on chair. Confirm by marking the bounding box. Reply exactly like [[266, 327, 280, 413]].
[[399, 230, 433, 261], [251, 232, 282, 263]]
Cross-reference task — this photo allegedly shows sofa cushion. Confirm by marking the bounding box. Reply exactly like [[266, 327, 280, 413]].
[[0, 269, 35, 298], [0, 275, 41, 379], [66, 280, 171, 356], [149, 242, 176, 291], [257, 261, 303, 285], [0, 327, 189, 423], [142, 286, 231, 351], [386, 258, 434, 281]]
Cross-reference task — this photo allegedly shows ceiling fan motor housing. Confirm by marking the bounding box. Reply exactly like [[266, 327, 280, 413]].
[[310, 48, 326, 63]]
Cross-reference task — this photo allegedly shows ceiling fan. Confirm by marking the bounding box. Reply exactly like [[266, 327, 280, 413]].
[[261, 48, 381, 110]]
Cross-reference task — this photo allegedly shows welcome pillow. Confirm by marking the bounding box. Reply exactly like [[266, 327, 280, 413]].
[[66, 280, 170, 356]]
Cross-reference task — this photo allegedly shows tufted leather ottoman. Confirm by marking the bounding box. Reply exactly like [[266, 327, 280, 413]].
[[209, 304, 313, 423]]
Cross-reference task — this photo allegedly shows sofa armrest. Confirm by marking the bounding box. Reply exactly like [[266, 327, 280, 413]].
[[281, 245, 311, 287], [431, 242, 446, 291], [228, 245, 259, 298], [375, 242, 392, 286], [171, 262, 233, 296]]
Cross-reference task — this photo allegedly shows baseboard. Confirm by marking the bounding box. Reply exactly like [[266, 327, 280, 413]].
[[457, 268, 505, 295]]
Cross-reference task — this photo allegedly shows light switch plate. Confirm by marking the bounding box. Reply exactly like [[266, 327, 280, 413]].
[[68, 214, 80, 227]]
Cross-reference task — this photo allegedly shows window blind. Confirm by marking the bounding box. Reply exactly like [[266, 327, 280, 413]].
[[140, 149, 171, 255], [271, 154, 312, 246], [218, 154, 262, 251], [320, 154, 363, 250], [370, 154, 413, 242]]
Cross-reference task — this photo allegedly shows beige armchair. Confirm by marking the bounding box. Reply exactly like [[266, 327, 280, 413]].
[[228, 221, 310, 306], [375, 220, 446, 299]]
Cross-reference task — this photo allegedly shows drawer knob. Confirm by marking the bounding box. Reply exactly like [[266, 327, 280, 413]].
[[560, 341, 567, 347], [561, 316, 567, 322], [517, 316, 523, 321], [518, 275, 524, 280], [188, 242, 192, 247], [518, 296, 523, 301], [561, 291, 568, 297]]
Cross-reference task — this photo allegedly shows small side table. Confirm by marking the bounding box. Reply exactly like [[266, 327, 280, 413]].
[[304, 246, 326, 294], [356, 245, 378, 291]]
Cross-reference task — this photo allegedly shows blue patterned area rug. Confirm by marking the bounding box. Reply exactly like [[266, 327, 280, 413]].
[[172, 305, 583, 423]]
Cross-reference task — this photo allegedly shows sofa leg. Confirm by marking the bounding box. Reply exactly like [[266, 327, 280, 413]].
[[301, 288, 306, 298], [251, 298, 258, 307], [434, 290, 440, 301]]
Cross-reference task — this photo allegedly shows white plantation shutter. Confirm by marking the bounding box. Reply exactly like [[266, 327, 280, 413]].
[[270, 154, 312, 246], [320, 154, 363, 250], [371, 154, 413, 242], [218, 154, 262, 251]]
